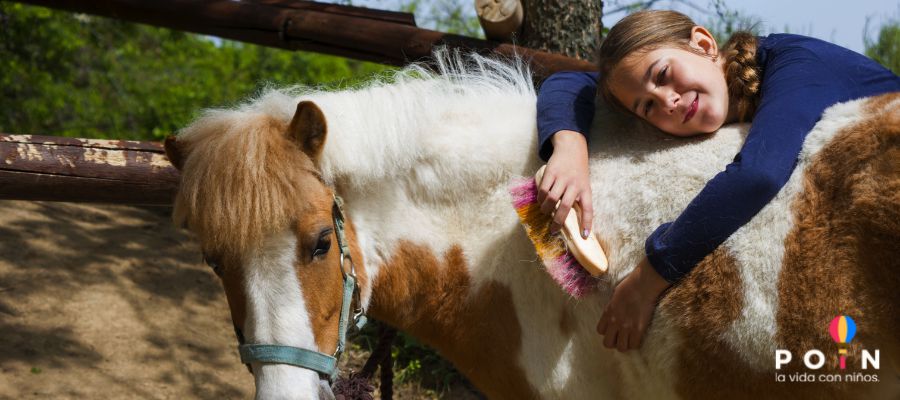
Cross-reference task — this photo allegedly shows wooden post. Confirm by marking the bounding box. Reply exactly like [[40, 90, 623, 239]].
[[476, 0, 524, 42], [0, 134, 178, 205]]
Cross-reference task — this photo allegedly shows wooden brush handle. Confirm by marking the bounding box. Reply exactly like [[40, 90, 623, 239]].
[[534, 166, 609, 276]]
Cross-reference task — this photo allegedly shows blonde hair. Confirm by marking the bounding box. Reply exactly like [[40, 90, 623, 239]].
[[596, 10, 760, 123], [722, 32, 760, 121]]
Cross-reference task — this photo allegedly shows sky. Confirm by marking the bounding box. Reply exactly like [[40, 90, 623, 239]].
[[346, 0, 899, 54]]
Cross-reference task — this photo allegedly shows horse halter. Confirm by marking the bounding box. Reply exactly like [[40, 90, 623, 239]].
[[216, 194, 367, 381]]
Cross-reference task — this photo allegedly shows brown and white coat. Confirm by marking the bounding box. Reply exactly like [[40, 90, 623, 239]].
[[168, 51, 900, 399]]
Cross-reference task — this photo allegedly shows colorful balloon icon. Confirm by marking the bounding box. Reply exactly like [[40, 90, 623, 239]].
[[829, 315, 857, 369], [829, 315, 857, 348]]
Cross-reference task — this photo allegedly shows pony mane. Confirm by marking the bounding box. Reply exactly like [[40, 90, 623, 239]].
[[173, 49, 538, 256], [228, 48, 537, 188], [314, 48, 537, 189]]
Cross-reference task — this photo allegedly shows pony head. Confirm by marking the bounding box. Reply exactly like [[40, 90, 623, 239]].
[[165, 99, 366, 399]]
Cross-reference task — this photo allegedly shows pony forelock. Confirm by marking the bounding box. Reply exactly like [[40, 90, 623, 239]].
[[172, 109, 326, 260]]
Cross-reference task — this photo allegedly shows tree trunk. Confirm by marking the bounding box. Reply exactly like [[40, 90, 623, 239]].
[[520, 0, 603, 62]]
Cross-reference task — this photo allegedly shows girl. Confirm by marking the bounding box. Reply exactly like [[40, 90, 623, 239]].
[[535, 10, 899, 353]]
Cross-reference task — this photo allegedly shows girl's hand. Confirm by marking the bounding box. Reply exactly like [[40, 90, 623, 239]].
[[538, 130, 593, 237], [596, 256, 671, 352]]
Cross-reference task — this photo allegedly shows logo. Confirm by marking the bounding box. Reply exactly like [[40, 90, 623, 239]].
[[828, 315, 856, 369], [773, 315, 880, 383]]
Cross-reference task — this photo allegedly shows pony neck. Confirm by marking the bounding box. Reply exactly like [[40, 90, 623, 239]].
[[302, 63, 544, 398]]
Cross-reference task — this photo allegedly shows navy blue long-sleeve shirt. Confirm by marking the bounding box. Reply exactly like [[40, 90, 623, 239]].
[[536, 34, 900, 283]]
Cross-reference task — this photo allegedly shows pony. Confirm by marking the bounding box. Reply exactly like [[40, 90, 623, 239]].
[[164, 49, 900, 399]]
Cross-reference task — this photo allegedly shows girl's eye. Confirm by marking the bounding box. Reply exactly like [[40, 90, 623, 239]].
[[656, 65, 668, 85], [312, 229, 333, 258]]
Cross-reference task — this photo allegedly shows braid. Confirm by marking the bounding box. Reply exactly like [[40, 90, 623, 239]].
[[722, 32, 761, 122]]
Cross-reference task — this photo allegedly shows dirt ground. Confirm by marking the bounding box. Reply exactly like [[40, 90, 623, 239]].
[[0, 200, 477, 399]]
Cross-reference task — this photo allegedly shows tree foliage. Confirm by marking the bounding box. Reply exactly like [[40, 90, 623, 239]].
[[865, 19, 900, 74], [0, 2, 391, 140], [703, 0, 763, 44]]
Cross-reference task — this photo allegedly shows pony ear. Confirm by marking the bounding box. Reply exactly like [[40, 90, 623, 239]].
[[164, 135, 184, 170], [288, 101, 328, 162]]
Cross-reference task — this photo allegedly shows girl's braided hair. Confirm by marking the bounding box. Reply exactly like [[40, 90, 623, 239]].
[[595, 10, 761, 123], [722, 31, 760, 121]]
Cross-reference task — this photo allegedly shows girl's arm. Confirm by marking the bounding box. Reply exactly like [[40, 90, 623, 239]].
[[537, 71, 599, 161], [646, 47, 858, 283], [600, 35, 898, 352], [536, 71, 600, 235], [598, 44, 862, 352]]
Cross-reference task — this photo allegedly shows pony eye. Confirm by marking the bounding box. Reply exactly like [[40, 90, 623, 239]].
[[203, 253, 224, 276], [312, 228, 333, 258]]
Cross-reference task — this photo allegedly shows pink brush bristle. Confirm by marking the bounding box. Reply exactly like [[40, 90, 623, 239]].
[[509, 177, 538, 208], [546, 253, 596, 298], [509, 176, 599, 298]]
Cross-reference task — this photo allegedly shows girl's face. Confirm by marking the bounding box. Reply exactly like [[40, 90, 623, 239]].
[[608, 26, 734, 137]]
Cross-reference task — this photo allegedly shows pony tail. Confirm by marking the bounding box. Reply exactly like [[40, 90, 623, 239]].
[[722, 32, 760, 122]]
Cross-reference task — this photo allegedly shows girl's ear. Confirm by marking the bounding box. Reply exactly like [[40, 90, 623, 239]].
[[689, 26, 719, 57]]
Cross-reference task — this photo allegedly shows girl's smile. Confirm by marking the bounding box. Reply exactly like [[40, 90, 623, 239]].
[[683, 94, 698, 123]]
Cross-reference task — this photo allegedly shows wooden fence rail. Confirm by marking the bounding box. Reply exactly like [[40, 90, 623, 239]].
[[0, 134, 178, 205], [15, 0, 596, 78]]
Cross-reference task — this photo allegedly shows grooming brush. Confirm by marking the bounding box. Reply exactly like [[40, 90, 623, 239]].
[[509, 165, 608, 298]]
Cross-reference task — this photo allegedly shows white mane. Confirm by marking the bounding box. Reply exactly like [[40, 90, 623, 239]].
[[228, 48, 540, 193]]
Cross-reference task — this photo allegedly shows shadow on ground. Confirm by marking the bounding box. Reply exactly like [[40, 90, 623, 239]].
[[0, 200, 481, 399], [0, 201, 250, 399]]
